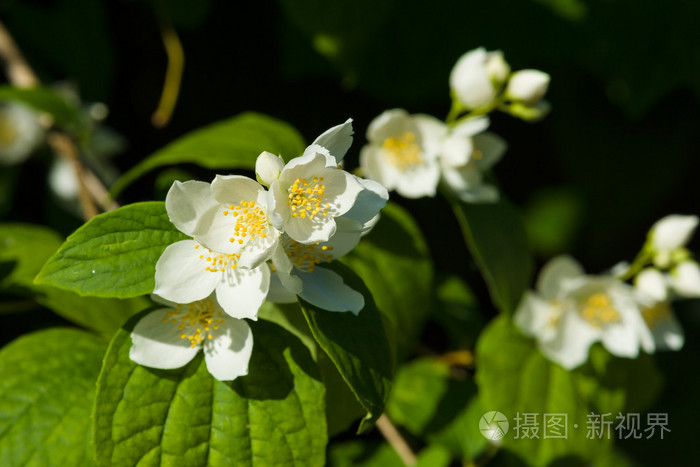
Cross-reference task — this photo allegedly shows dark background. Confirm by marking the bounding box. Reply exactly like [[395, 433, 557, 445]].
[[2, 0, 700, 464]]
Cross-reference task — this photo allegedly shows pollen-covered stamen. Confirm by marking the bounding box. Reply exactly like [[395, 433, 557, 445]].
[[642, 303, 672, 329], [382, 131, 423, 171], [194, 243, 241, 273], [286, 176, 330, 220], [162, 299, 226, 348], [285, 240, 334, 273], [580, 293, 621, 328], [222, 200, 269, 245]]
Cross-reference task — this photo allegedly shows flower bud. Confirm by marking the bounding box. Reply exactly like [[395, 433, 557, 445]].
[[255, 151, 285, 187], [505, 70, 550, 105], [450, 48, 509, 110], [651, 215, 698, 252], [670, 261, 700, 297]]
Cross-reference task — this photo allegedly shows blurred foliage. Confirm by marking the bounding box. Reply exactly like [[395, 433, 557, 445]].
[[1, 0, 699, 464]]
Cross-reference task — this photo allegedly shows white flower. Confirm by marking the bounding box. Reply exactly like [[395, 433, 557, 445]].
[[649, 214, 698, 267], [154, 239, 269, 320], [634, 268, 684, 351], [267, 219, 366, 314], [48, 158, 80, 201], [449, 48, 509, 110], [514, 256, 653, 369], [255, 151, 285, 187], [269, 122, 364, 244], [165, 176, 281, 268], [505, 70, 550, 105], [130, 295, 253, 381], [440, 129, 507, 203], [360, 109, 443, 198], [0, 101, 43, 166]]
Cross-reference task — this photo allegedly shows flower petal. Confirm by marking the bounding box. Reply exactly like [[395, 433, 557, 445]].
[[339, 176, 389, 227], [452, 116, 490, 137], [635, 268, 669, 302], [670, 261, 700, 297], [449, 48, 496, 109], [312, 118, 354, 164], [394, 162, 440, 198], [268, 271, 301, 303], [130, 308, 200, 369], [255, 151, 285, 187], [440, 131, 474, 168], [153, 240, 220, 303], [360, 145, 399, 190], [651, 214, 699, 251], [513, 291, 555, 338], [210, 174, 266, 205], [537, 255, 584, 299], [649, 311, 684, 351], [203, 317, 253, 381], [298, 267, 364, 314], [165, 181, 218, 236], [366, 109, 412, 143], [215, 264, 270, 320], [285, 215, 336, 244], [318, 167, 364, 216], [474, 132, 508, 169], [539, 309, 600, 370]]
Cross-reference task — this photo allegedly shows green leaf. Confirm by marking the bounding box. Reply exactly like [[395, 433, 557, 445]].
[[0, 85, 83, 130], [94, 316, 326, 466], [475, 316, 619, 466], [0, 328, 107, 466], [111, 112, 306, 197], [35, 202, 187, 298], [340, 201, 433, 361], [298, 262, 393, 433], [449, 195, 534, 315], [258, 301, 365, 437], [386, 358, 487, 461], [0, 223, 150, 334], [0, 223, 63, 288]]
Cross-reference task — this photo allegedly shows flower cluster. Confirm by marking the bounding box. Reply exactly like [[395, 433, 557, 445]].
[[129, 120, 388, 380], [515, 214, 700, 369], [359, 47, 548, 202]]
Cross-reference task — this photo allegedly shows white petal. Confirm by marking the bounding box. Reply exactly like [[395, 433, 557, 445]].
[[327, 217, 364, 258], [153, 240, 220, 303], [210, 174, 266, 205], [203, 317, 253, 381], [298, 267, 364, 314], [189, 204, 240, 255], [473, 132, 508, 169], [283, 146, 328, 174], [449, 48, 496, 109], [601, 321, 640, 358], [651, 214, 699, 251], [440, 131, 474, 168], [319, 167, 364, 216], [366, 109, 412, 143], [455, 183, 500, 204], [485, 51, 510, 83], [539, 309, 600, 370], [215, 264, 270, 320], [165, 181, 218, 237], [537, 255, 584, 299], [312, 118, 354, 164], [130, 308, 200, 369], [340, 176, 389, 227], [285, 215, 336, 244], [360, 145, 399, 190], [635, 268, 669, 302], [394, 162, 441, 198], [413, 114, 447, 156], [506, 70, 551, 105], [255, 151, 285, 187], [267, 272, 300, 303], [513, 291, 556, 338], [271, 241, 294, 275], [452, 116, 491, 137], [670, 261, 700, 297], [237, 230, 280, 269], [650, 311, 684, 351]]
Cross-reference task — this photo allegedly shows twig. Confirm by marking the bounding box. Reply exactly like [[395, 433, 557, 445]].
[[376, 414, 417, 466], [0, 19, 116, 220], [0, 20, 38, 87], [151, 4, 184, 128]]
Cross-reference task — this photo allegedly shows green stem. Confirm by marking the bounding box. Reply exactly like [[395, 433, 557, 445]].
[[617, 250, 652, 281]]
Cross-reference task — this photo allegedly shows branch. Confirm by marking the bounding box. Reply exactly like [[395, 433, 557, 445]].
[[0, 19, 117, 220], [376, 414, 417, 466]]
